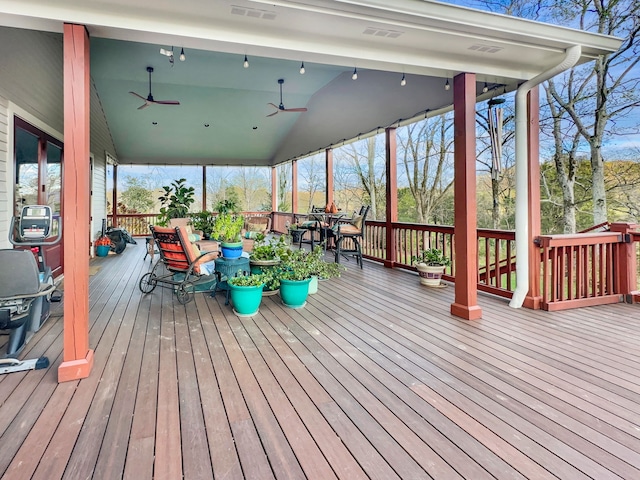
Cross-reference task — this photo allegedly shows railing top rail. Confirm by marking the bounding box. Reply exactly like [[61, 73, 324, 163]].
[[538, 231, 622, 247]]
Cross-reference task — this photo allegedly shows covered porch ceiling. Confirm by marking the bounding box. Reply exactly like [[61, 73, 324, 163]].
[[0, 0, 621, 166]]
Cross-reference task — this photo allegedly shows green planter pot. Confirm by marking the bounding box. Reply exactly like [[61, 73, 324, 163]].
[[229, 283, 264, 317], [279, 278, 311, 309], [96, 245, 110, 257], [308, 275, 319, 294]]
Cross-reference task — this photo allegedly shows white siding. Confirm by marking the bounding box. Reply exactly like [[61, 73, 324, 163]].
[[0, 26, 117, 251]]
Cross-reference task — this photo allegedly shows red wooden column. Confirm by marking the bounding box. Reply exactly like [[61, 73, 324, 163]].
[[450, 73, 482, 320], [524, 87, 542, 309], [384, 127, 398, 268], [59, 23, 94, 382], [291, 160, 298, 216], [271, 166, 277, 212], [202, 166, 207, 210], [610, 222, 639, 303], [325, 148, 334, 207], [111, 164, 118, 227]]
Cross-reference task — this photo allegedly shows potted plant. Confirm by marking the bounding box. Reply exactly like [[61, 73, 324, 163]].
[[278, 248, 314, 308], [157, 178, 196, 226], [94, 235, 111, 257], [227, 271, 265, 317], [412, 248, 451, 287], [306, 245, 344, 294], [211, 212, 245, 258], [250, 234, 291, 267], [189, 211, 216, 239]]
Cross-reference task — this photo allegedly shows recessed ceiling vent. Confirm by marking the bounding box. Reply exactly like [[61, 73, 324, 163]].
[[362, 27, 403, 38], [469, 44, 503, 54], [231, 5, 277, 20]]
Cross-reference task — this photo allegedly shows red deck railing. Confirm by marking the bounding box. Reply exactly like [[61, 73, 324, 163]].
[[108, 212, 638, 309]]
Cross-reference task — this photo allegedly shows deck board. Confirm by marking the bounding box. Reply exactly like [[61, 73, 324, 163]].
[[1, 242, 640, 479]]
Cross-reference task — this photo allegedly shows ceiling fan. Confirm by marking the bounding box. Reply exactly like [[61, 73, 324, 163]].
[[267, 79, 308, 117], [129, 66, 180, 110]]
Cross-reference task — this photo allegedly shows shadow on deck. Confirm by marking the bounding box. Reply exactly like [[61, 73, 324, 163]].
[[1, 242, 639, 479]]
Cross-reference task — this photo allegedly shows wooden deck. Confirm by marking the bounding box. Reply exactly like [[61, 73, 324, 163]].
[[1, 242, 640, 479]]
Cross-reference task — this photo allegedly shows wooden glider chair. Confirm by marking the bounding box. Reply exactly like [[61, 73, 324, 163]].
[[139, 226, 220, 304], [330, 205, 370, 268]]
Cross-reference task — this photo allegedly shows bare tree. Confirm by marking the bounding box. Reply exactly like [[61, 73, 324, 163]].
[[397, 114, 455, 223], [232, 167, 270, 211], [277, 163, 291, 212], [298, 154, 325, 211]]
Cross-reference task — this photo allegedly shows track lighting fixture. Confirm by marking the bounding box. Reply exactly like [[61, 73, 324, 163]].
[[299, 62, 305, 74], [352, 68, 358, 80], [400, 73, 406, 86], [483, 82, 489, 93], [243, 55, 249, 68], [179, 48, 186, 62]]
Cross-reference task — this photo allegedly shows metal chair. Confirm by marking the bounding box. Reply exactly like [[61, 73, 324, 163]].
[[331, 205, 370, 269], [297, 206, 328, 250]]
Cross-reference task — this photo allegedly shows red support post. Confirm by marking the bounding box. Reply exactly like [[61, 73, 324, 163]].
[[292, 160, 298, 216], [271, 166, 277, 212], [385, 127, 398, 268], [524, 87, 542, 309], [326, 148, 334, 207], [59, 23, 94, 382], [112, 164, 118, 227], [610, 222, 639, 303], [202, 166, 207, 210], [450, 73, 482, 320]]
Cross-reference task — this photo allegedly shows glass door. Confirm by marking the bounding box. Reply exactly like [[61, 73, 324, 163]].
[[14, 117, 64, 277]]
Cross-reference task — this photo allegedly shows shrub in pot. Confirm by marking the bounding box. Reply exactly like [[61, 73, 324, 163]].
[[227, 272, 265, 317], [212, 212, 245, 258], [412, 248, 450, 287]]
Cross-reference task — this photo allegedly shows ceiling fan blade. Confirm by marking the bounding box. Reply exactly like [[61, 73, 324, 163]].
[[282, 107, 308, 113], [266, 110, 280, 117], [153, 100, 180, 106], [130, 91, 147, 101], [137, 102, 150, 110]]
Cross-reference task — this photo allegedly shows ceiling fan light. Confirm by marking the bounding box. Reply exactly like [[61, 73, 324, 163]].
[[179, 48, 186, 62], [444, 78, 450, 90], [400, 74, 406, 86], [243, 55, 249, 68], [299, 62, 305, 74], [352, 68, 358, 80]]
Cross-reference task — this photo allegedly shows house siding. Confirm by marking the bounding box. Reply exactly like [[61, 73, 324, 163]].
[[0, 26, 116, 251]]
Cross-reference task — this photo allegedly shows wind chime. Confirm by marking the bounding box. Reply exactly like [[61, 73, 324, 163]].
[[488, 97, 505, 180]]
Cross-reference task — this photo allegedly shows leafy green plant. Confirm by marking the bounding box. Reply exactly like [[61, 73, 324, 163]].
[[211, 212, 245, 243], [412, 248, 451, 266], [157, 178, 195, 226], [228, 272, 265, 287], [260, 267, 282, 291], [214, 199, 238, 215], [250, 234, 292, 262], [279, 248, 315, 281], [304, 245, 344, 279], [190, 211, 216, 238]]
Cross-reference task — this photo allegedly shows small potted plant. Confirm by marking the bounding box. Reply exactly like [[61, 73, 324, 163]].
[[278, 248, 314, 308], [227, 271, 265, 317], [211, 212, 245, 258], [306, 245, 345, 294], [94, 235, 111, 257], [189, 211, 216, 239], [412, 248, 451, 287], [250, 234, 291, 267]]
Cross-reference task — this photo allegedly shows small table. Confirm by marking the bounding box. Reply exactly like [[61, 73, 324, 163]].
[[211, 256, 250, 305]]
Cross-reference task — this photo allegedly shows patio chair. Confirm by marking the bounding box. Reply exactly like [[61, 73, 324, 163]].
[[0, 249, 56, 357], [297, 206, 329, 249], [331, 205, 370, 268], [138, 226, 220, 304]]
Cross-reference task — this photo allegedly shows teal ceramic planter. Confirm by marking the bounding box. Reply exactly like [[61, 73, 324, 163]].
[[96, 245, 110, 257], [229, 283, 264, 317], [279, 278, 311, 308]]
